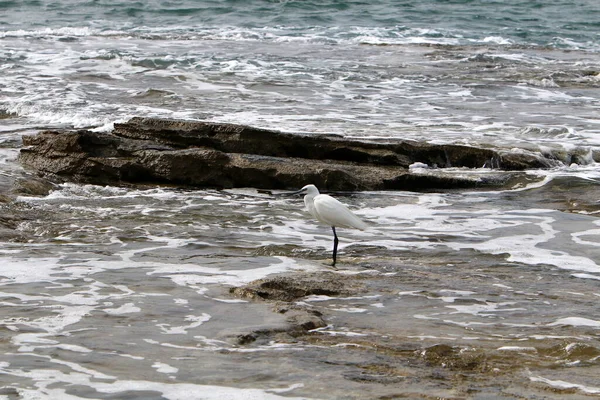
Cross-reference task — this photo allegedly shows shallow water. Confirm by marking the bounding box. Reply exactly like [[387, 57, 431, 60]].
[[0, 181, 599, 398], [1, 0, 600, 398]]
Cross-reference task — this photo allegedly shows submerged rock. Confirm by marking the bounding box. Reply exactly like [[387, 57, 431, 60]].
[[226, 272, 363, 345], [19, 117, 561, 191], [0, 214, 23, 242], [12, 176, 56, 196], [0, 173, 56, 241], [229, 273, 363, 302], [420, 344, 488, 372]]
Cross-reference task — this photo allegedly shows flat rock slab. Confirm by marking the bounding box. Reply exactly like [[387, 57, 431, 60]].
[[19, 117, 561, 191], [226, 272, 364, 345]]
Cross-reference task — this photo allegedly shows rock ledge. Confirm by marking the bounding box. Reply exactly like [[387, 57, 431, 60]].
[[19, 117, 562, 191]]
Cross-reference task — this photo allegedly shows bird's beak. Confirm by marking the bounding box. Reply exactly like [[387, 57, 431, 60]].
[[283, 188, 306, 197], [270, 188, 305, 198]]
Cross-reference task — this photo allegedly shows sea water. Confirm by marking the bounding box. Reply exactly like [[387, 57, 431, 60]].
[[1, 1, 600, 398]]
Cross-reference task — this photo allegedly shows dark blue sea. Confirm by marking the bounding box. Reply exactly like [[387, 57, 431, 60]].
[[1, 1, 600, 398]]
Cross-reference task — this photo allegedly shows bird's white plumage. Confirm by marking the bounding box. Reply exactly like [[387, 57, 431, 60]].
[[313, 195, 367, 229], [300, 184, 367, 230], [293, 184, 368, 265]]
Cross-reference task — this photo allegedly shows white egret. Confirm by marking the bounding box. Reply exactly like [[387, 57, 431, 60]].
[[292, 184, 368, 266]]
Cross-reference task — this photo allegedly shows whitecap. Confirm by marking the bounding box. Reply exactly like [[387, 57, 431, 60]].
[[330, 307, 368, 313], [530, 376, 600, 395], [408, 162, 429, 170], [157, 313, 211, 335], [481, 36, 514, 45], [153, 256, 322, 288], [547, 317, 600, 328], [571, 273, 600, 281], [497, 346, 537, 352], [446, 302, 525, 316], [152, 362, 179, 375], [311, 326, 368, 337], [102, 303, 142, 315], [0, 362, 311, 399], [0, 26, 97, 38]]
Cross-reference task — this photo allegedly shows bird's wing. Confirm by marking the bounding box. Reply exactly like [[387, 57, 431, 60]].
[[313, 195, 368, 230]]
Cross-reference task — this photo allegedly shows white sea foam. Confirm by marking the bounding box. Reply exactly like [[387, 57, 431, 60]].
[[446, 302, 526, 316], [481, 36, 514, 45], [497, 346, 537, 352], [547, 317, 600, 328], [571, 222, 600, 247], [9, 184, 600, 281], [304, 294, 381, 303], [311, 326, 369, 337], [0, 27, 98, 38], [448, 232, 600, 274], [0, 363, 311, 400], [152, 362, 179, 375], [530, 376, 600, 395], [304, 295, 336, 302], [153, 256, 323, 288], [102, 303, 142, 315], [408, 162, 429, 170], [571, 273, 600, 281], [157, 314, 211, 335], [330, 307, 368, 313], [493, 284, 512, 289], [514, 85, 596, 103]]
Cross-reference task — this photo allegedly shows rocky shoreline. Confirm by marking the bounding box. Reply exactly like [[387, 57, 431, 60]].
[[5, 117, 597, 245], [18, 117, 569, 192], [2, 118, 599, 397], [223, 260, 599, 398]]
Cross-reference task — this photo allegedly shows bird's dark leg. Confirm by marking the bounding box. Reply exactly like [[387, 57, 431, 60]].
[[331, 226, 339, 267]]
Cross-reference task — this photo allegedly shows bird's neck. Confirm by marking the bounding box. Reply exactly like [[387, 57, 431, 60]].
[[304, 194, 318, 218]]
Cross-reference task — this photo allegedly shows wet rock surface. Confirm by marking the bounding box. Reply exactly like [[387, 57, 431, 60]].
[[7, 118, 600, 398], [230, 272, 364, 302], [1, 177, 599, 398], [227, 273, 364, 345], [0, 173, 55, 242], [12, 176, 57, 196], [19, 117, 564, 191], [227, 253, 600, 399]]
